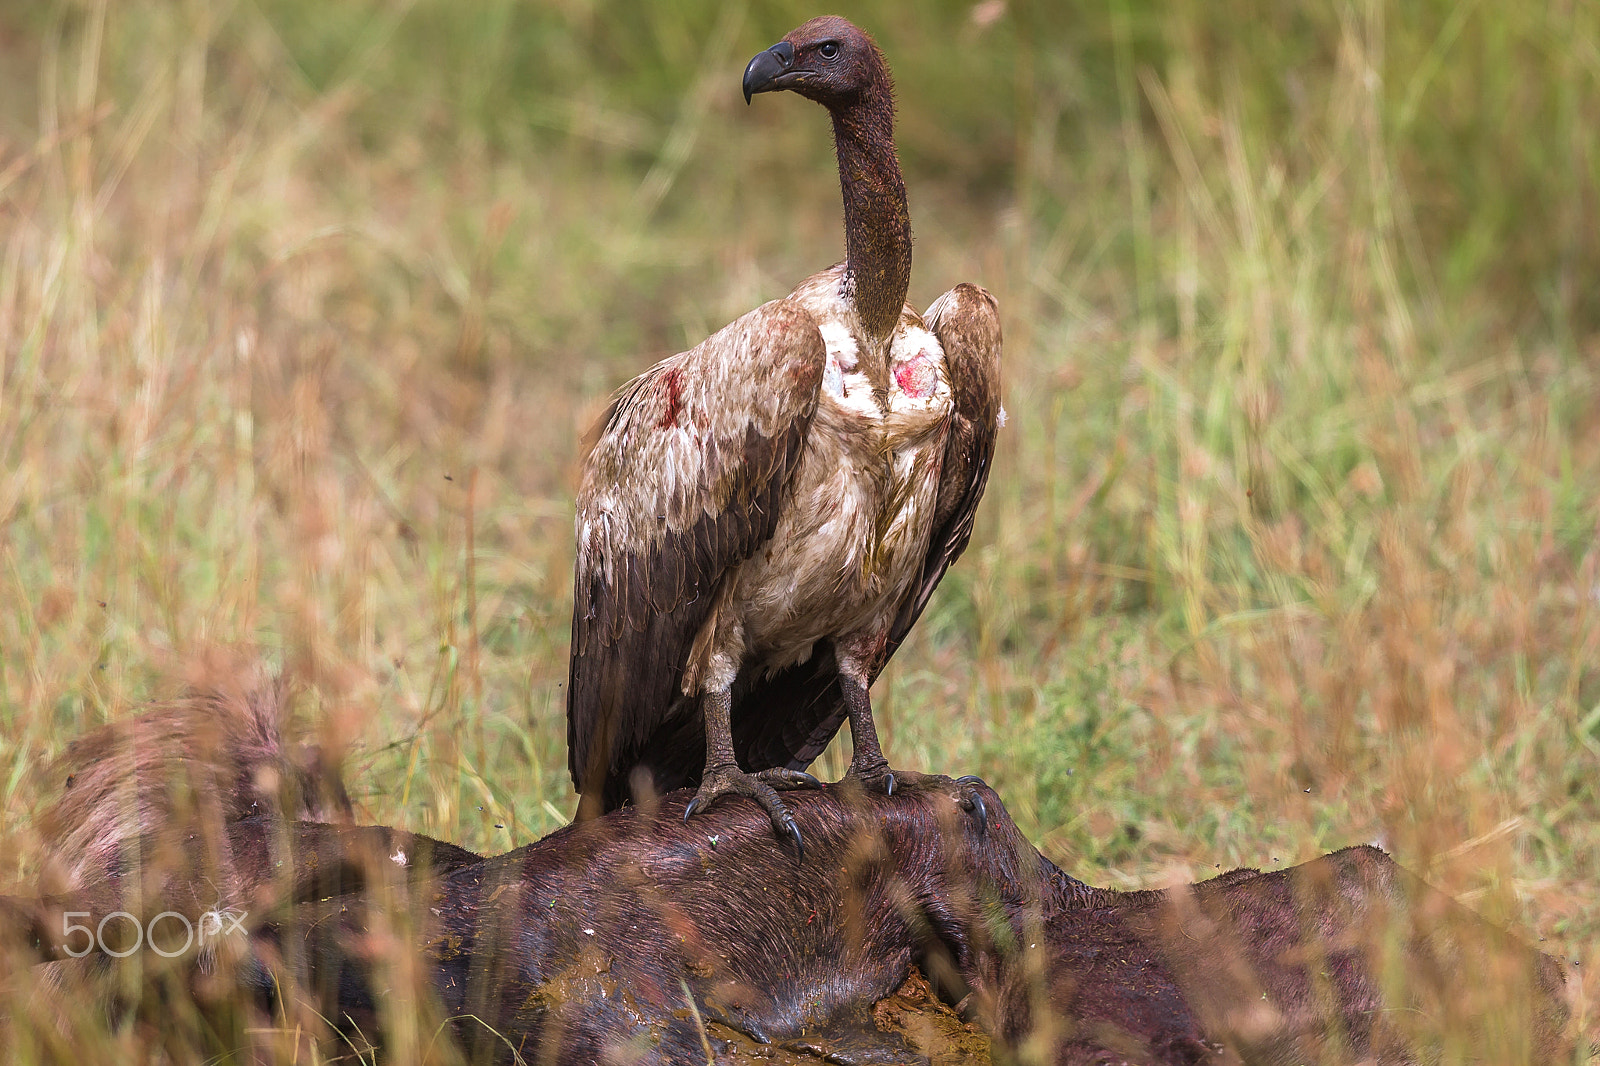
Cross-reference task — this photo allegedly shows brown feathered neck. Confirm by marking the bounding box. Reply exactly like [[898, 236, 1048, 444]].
[[828, 72, 910, 348]]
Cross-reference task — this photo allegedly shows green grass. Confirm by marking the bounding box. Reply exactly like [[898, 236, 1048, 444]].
[[1, 0, 1596, 1060]]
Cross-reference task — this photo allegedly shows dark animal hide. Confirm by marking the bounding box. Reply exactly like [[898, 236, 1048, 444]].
[[34, 659, 353, 893], [3, 784, 1570, 1065]]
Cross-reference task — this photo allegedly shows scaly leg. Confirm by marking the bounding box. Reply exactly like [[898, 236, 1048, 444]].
[[839, 676, 988, 833], [682, 686, 821, 856]]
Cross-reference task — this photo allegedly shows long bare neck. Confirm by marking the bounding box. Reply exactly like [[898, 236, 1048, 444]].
[[831, 85, 910, 349]]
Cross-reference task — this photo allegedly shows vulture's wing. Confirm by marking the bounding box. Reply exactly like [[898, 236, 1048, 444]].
[[567, 299, 826, 812], [882, 284, 1004, 663], [733, 284, 1003, 772]]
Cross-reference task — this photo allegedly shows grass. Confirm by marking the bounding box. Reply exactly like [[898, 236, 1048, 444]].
[[1, 0, 1596, 1060]]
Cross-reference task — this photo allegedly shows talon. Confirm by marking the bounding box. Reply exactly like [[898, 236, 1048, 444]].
[[683, 797, 703, 823], [755, 766, 823, 792], [783, 819, 805, 861], [956, 774, 986, 787], [967, 790, 988, 834], [884, 771, 896, 797]]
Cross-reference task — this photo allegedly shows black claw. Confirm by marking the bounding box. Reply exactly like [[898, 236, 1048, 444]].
[[683, 797, 702, 823], [956, 774, 986, 787], [884, 771, 896, 797], [796, 770, 820, 788], [967, 791, 988, 834], [784, 819, 805, 861]]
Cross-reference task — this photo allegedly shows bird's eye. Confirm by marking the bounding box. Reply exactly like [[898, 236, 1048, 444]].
[[818, 41, 839, 60]]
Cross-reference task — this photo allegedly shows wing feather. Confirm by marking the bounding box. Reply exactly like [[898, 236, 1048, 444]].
[[885, 283, 1003, 655], [567, 298, 826, 813], [731, 284, 1003, 772]]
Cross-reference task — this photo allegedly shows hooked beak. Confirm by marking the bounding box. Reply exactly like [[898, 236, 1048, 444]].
[[742, 41, 797, 103]]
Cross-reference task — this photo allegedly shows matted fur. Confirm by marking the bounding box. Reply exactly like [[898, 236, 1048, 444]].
[[6, 784, 1569, 1064], [36, 661, 351, 892]]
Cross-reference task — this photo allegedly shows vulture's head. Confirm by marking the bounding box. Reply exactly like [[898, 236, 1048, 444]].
[[742, 16, 890, 109]]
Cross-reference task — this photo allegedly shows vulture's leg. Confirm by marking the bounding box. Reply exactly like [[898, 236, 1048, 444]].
[[840, 675, 893, 788], [840, 677, 989, 833], [683, 686, 819, 854]]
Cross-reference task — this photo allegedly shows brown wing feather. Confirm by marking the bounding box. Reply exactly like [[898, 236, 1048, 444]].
[[733, 283, 1003, 772], [567, 299, 826, 813]]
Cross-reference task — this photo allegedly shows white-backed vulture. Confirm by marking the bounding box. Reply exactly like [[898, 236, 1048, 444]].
[[568, 15, 1003, 852]]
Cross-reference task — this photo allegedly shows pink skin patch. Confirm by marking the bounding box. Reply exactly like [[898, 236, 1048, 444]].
[[893, 354, 937, 399]]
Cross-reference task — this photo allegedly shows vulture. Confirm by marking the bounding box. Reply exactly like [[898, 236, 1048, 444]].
[[568, 15, 1002, 851]]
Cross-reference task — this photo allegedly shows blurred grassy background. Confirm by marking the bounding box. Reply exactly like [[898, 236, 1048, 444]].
[[0, 0, 1596, 1055]]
